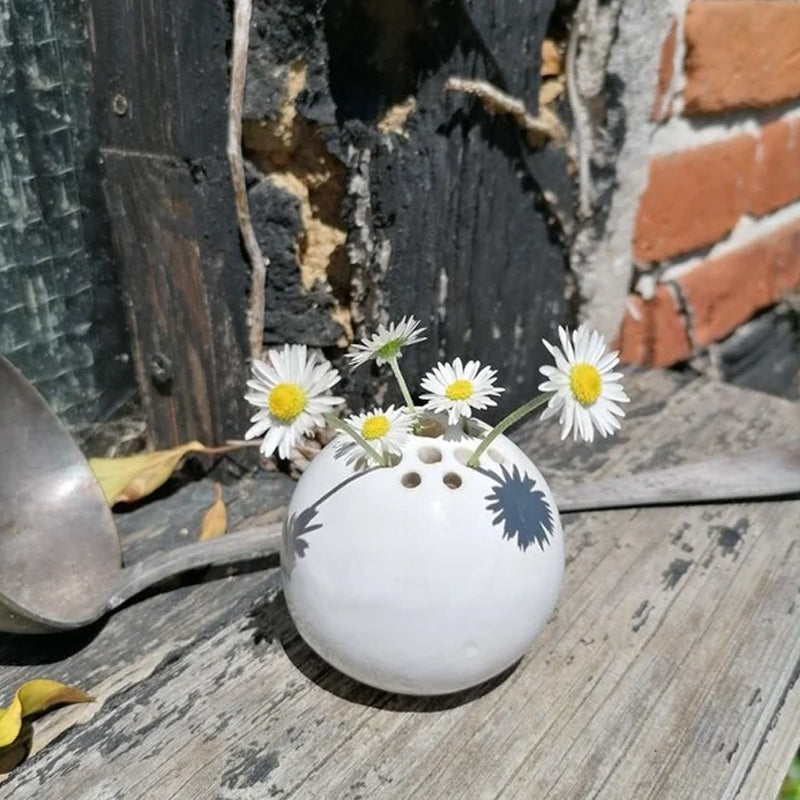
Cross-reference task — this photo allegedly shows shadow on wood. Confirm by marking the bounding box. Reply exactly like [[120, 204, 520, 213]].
[[246, 588, 520, 711]]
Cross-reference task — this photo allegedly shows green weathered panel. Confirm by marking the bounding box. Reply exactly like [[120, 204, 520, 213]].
[[0, 0, 133, 423]]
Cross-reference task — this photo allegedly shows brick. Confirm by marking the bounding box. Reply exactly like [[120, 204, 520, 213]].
[[616, 287, 692, 367], [651, 20, 677, 122], [635, 116, 800, 263], [684, 1, 800, 115], [633, 135, 756, 264], [678, 218, 800, 346], [751, 117, 800, 217]]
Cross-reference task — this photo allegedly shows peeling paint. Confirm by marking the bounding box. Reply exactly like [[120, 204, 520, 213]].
[[662, 557, 692, 590]]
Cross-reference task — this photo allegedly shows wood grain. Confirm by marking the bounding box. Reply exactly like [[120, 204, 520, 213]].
[[88, 0, 250, 447], [1, 372, 799, 799]]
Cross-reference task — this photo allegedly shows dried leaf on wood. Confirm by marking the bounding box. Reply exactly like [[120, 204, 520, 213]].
[[0, 679, 93, 749], [199, 483, 227, 541], [89, 441, 238, 506]]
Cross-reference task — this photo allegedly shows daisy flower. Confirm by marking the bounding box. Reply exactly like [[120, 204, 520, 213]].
[[346, 316, 426, 368], [336, 405, 413, 465], [419, 358, 504, 426], [244, 344, 343, 459], [538, 325, 629, 442]]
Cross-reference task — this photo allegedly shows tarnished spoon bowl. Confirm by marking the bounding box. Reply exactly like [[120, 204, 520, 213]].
[[0, 356, 123, 632]]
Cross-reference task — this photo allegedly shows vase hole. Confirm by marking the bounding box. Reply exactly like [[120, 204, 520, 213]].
[[401, 471, 422, 488], [418, 446, 442, 464], [386, 452, 402, 467], [488, 448, 505, 464], [443, 471, 462, 490], [454, 447, 474, 466]]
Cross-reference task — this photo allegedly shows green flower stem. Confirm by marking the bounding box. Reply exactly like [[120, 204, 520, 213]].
[[388, 356, 417, 416], [324, 413, 386, 466], [467, 393, 551, 468]]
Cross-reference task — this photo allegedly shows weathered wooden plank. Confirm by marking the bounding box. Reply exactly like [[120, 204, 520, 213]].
[[1, 372, 799, 799], [87, 0, 250, 446]]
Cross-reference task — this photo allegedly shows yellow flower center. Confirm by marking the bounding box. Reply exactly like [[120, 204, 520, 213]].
[[362, 414, 390, 440], [268, 383, 306, 422], [445, 379, 473, 401], [569, 364, 602, 406]]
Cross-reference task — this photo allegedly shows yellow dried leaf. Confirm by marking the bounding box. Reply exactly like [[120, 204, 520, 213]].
[[199, 483, 227, 541], [0, 679, 93, 748], [89, 441, 208, 505]]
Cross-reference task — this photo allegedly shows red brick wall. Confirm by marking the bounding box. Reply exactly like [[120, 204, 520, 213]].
[[616, 0, 800, 367]]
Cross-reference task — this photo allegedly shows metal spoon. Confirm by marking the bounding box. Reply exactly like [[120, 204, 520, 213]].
[[3, 355, 799, 634], [0, 356, 280, 634]]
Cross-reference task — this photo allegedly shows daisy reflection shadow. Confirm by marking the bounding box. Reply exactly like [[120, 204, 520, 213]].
[[281, 464, 379, 577], [479, 464, 555, 552]]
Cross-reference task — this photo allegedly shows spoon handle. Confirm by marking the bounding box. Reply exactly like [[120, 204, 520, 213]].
[[106, 525, 282, 612], [553, 440, 800, 512]]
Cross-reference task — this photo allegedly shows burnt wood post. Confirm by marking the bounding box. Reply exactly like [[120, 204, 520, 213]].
[[243, 0, 571, 419], [87, 0, 250, 447]]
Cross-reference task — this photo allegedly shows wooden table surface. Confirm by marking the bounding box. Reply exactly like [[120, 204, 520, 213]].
[[1, 370, 799, 799]]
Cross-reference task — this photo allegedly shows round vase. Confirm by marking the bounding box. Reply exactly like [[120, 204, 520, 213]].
[[280, 424, 564, 695]]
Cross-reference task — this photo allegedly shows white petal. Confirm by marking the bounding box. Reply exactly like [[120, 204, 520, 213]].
[[464, 360, 480, 380], [543, 337, 571, 374], [557, 326, 573, 362], [573, 328, 588, 362], [560, 398, 576, 440], [602, 383, 629, 403], [244, 417, 271, 440], [276, 427, 297, 460], [596, 351, 619, 371], [540, 393, 563, 420], [252, 360, 280, 386], [538, 380, 561, 392], [244, 392, 269, 407], [258, 425, 285, 457]]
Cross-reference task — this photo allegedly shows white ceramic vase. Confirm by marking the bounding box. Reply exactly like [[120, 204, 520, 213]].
[[280, 424, 564, 695]]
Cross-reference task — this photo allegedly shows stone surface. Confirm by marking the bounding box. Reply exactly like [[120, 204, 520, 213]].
[[683, 0, 800, 115], [711, 305, 800, 398]]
